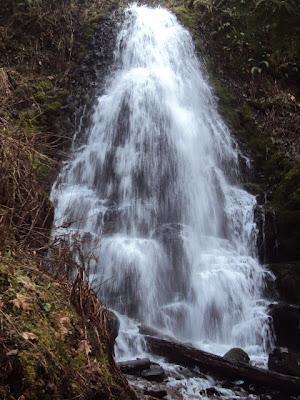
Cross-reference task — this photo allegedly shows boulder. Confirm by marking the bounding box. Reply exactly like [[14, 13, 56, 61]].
[[199, 387, 221, 396], [268, 347, 300, 377], [105, 309, 120, 342], [144, 389, 167, 399], [118, 358, 151, 375], [223, 348, 250, 364], [141, 365, 166, 382], [105, 309, 120, 355], [270, 303, 300, 352]]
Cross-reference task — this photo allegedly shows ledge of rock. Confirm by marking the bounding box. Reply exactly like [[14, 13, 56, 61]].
[[268, 347, 300, 377], [270, 303, 300, 352]]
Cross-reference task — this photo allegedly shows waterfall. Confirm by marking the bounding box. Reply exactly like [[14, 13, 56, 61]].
[[52, 3, 273, 362]]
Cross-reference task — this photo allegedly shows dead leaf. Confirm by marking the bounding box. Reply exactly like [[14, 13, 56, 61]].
[[16, 275, 36, 291], [21, 331, 38, 341], [55, 313, 71, 339], [6, 349, 19, 356], [59, 315, 71, 325], [12, 293, 33, 312], [0, 67, 12, 97], [78, 339, 92, 356], [58, 325, 70, 339]]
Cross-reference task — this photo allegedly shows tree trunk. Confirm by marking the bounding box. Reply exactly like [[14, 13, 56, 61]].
[[145, 336, 300, 394]]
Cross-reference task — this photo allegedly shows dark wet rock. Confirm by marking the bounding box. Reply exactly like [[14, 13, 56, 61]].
[[146, 336, 300, 394], [268, 263, 300, 305], [275, 208, 300, 263], [106, 309, 120, 340], [141, 365, 166, 382], [268, 348, 300, 377], [105, 310, 120, 354], [259, 394, 273, 400], [223, 348, 250, 364], [144, 389, 167, 399], [270, 303, 300, 352], [200, 387, 221, 396], [153, 223, 184, 241], [71, 9, 125, 145], [152, 223, 191, 300], [102, 205, 122, 234], [255, 201, 278, 263], [118, 358, 151, 375]]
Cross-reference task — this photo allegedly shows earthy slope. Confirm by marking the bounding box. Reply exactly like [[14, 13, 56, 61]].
[[0, 1, 137, 399], [0, 253, 136, 400]]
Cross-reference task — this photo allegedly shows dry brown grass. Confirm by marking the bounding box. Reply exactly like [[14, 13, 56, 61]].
[[0, 129, 54, 251]]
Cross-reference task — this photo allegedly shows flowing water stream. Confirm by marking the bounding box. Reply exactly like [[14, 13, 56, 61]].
[[52, 3, 274, 372]]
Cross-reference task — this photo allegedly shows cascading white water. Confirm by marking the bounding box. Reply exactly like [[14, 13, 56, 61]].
[[52, 3, 273, 363]]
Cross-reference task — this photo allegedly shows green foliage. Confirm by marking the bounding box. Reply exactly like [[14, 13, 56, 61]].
[[255, 0, 299, 19], [274, 163, 300, 209], [175, 0, 300, 261]]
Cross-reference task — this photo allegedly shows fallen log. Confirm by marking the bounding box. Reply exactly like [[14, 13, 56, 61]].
[[138, 324, 176, 341], [145, 336, 300, 394], [117, 358, 151, 375]]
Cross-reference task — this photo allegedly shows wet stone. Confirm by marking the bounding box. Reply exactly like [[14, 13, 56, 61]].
[[199, 387, 221, 396], [223, 348, 250, 364], [141, 365, 166, 382], [268, 347, 300, 377], [144, 389, 167, 399]]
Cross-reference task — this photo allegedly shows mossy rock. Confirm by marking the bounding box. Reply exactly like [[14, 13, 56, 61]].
[[223, 348, 250, 364], [273, 163, 300, 209], [172, 6, 199, 34]]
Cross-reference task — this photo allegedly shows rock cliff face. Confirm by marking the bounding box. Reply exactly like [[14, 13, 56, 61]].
[[170, 0, 300, 367], [172, 0, 300, 264]]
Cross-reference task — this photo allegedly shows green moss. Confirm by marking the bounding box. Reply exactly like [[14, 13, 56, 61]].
[[31, 80, 64, 113], [17, 110, 39, 137], [290, 188, 300, 209], [273, 164, 300, 207], [172, 6, 199, 34], [36, 159, 54, 182], [44, 100, 62, 113], [32, 80, 53, 92], [88, 11, 105, 27]]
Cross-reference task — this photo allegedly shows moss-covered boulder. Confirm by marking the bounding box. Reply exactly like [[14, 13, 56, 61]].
[[223, 348, 250, 364]]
